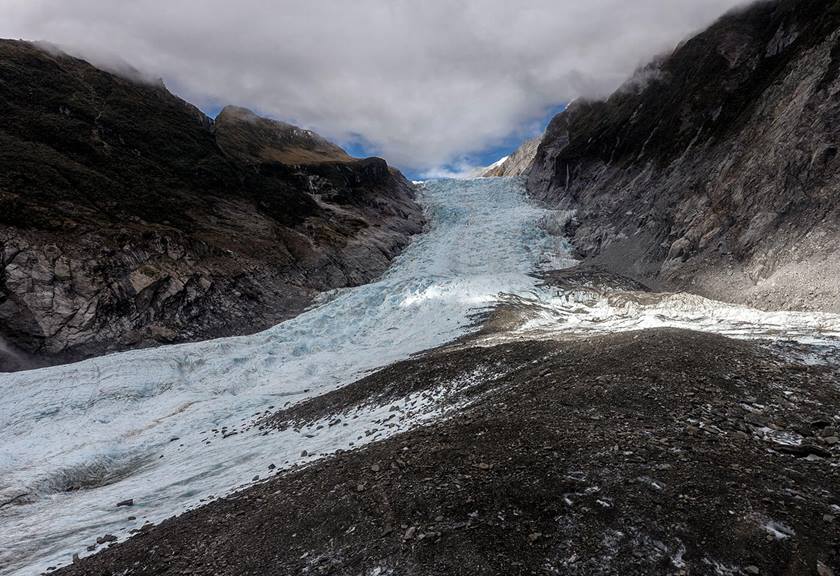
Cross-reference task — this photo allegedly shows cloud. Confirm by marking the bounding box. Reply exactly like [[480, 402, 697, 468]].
[[0, 0, 750, 171]]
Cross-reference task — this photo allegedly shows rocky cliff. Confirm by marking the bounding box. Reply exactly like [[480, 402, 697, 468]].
[[482, 134, 543, 177], [0, 39, 424, 371], [528, 0, 840, 313]]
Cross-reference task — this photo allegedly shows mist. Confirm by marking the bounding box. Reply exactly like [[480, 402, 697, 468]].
[[0, 0, 751, 172]]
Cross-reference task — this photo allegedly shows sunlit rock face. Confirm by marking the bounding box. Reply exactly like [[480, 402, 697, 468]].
[[0, 40, 424, 371], [528, 0, 840, 313], [482, 135, 543, 178]]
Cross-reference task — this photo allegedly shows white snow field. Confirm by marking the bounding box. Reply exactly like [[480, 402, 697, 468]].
[[1, 177, 839, 575]]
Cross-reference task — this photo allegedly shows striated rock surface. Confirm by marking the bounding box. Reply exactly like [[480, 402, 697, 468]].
[[482, 134, 543, 178], [527, 0, 840, 312], [0, 39, 424, 371]]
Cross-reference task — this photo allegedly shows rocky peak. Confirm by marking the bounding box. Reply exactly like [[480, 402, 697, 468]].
[[482, 134, 543, 177], [527, 0, 840, 313], [214, 105, 352, 166]]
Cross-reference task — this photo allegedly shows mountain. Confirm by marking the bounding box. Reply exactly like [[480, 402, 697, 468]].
[[0, 39, 424, 371], [12, 3, 840, 575], [481, 134, 543, 177], [527, 0, 840, 313], [213, 105, 353, 165]]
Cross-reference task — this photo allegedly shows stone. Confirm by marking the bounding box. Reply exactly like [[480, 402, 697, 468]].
[[817, 561, 835, 576], [745, 413, 770, 427], [116, 499, 134, 507], [744, 566, 760, 575]]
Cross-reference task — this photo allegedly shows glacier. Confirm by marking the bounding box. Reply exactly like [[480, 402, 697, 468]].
[[1, 177, 839, 575]]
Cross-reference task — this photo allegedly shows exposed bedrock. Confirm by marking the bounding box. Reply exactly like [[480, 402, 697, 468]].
[[527, 0, 840, 313]]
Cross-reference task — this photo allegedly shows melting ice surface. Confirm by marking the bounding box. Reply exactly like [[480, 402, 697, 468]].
[[2, 177, 839, 575]]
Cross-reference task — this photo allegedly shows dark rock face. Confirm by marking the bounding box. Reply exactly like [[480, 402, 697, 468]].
[[0, 39, 424, 371], [528, 0, 840, 312]]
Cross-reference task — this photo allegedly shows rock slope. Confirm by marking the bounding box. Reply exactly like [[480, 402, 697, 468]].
[[527, 0, 840, 313], [0, 40, 424, 371], [482, 134, 543, 178]]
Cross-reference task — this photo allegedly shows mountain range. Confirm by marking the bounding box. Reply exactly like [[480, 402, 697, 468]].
[[0, 39, 423, 371], [3, 1, 840, 575]]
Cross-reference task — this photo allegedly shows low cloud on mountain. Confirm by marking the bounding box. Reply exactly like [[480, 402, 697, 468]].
[[0, 0, 749, 171]]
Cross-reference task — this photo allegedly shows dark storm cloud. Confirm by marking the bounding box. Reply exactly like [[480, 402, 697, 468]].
[[0, 0, 750, 171]]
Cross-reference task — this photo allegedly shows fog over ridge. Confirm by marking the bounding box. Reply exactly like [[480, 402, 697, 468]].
[[0, 0, 751, 172]]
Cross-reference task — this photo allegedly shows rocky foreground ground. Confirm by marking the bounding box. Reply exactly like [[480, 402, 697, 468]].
[[55, 326, 840, 576]]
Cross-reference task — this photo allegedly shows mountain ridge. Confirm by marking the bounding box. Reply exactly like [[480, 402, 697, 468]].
[[0, 39, 424, 371], [481, 134, 543, 178], [527, 0, 840, 313]]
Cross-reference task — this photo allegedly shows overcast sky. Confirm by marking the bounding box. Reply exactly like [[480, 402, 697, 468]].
[[0, 0, 750, 175]]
